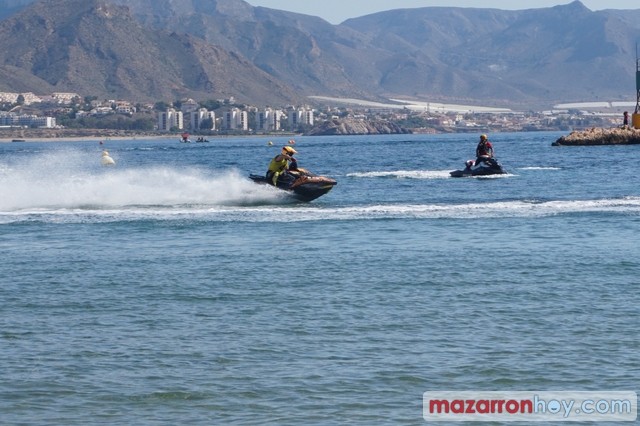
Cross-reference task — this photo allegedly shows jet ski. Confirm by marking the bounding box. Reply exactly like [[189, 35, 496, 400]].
[[249, 168, 337, 202], [450, 157, 506, 177]]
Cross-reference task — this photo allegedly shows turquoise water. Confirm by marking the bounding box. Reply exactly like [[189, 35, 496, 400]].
[[1, 133, 639, 424]]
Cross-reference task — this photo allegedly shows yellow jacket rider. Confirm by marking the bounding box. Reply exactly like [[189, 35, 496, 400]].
[[267, 146, 297, 186]]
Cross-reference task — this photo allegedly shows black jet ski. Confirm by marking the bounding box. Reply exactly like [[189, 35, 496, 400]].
[[450, 157, 507, 177], [249, 168, 337, 202]]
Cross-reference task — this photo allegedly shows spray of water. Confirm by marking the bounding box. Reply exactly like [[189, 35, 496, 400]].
[[2, 152, 638, 224], [0, 150, 283, 211]]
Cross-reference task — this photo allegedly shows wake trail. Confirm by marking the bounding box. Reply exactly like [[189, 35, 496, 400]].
[[0, 150, 285, 211]]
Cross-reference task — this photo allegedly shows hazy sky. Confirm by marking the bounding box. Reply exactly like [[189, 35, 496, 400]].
[[244, 1, 639, 24]]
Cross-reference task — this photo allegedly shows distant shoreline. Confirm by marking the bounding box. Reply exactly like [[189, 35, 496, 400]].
[[1, 136, 164, 143], [1, 135, 163, 143], [0, 128, 169, 143], [0, 128, 301, 143]]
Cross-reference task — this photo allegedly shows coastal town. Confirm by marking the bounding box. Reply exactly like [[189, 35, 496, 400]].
[[0, 89, 636, 141]]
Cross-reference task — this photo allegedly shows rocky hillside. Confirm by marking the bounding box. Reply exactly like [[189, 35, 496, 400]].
[[306, 119, 410, 136], [0, 0, 31, 20], [0, 0, 639, 107], [0, 0, 301, 104]]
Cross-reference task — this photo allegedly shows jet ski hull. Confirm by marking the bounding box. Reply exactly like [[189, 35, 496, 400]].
[[450, 159, 506, 177], [249, 172, 337, 202]]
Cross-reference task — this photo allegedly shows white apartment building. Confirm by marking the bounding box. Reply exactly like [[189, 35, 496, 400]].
[[158, 108, 184, 131], [0, 112, 56, 128], [223, 108, 248, 130], [288, 108, 314, 129], [189, 108, 215, 131], [257, 108, 285, 131]]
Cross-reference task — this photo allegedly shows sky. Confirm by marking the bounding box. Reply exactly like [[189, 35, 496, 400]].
[[244, 1, 639, 24]]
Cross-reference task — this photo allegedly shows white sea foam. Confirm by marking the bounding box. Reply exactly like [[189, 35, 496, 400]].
[[348, 170, 457, 179], [347, 169, 514, 179], [519, 166, 561, 170], [2, 151, 639, 224], [290, 198, 640, 221], [0, 150, 286, 213], [2, 197, 640, 224]]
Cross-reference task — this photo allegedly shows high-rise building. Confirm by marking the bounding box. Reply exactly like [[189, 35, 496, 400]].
[[257, 108, 284, 131], [223, 108, 248, 130], [158, 108, 184, 131], [288, 108, 314, 129], [190, 108, 215, 130]]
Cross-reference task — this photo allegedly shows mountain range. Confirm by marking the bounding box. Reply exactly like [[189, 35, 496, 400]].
[[0, 0, 639, 109]]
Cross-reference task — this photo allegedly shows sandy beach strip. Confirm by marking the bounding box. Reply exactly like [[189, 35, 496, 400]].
[[0, 132, 171, 143]]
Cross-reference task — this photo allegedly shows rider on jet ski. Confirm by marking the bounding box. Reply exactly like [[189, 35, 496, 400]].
[[266, 146, 298, 186], [475, 134, 495, 166]]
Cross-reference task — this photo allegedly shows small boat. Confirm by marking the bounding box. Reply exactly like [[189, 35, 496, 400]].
[[11, 139, 25, 142]]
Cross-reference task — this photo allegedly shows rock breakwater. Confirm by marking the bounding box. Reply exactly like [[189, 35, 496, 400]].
[[553, 127, 640, 146]]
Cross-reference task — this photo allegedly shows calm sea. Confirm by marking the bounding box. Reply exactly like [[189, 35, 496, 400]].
[[1, 132, 638, 425]]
